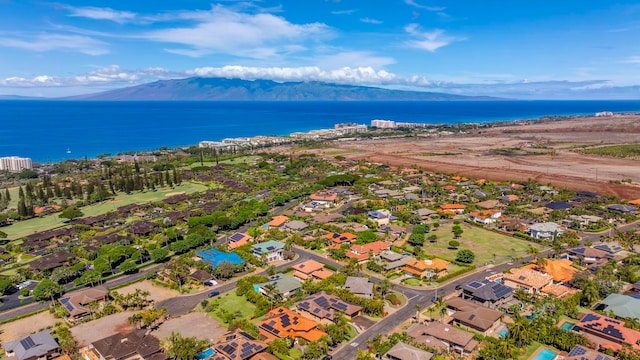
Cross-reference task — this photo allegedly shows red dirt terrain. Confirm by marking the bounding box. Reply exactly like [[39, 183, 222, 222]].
[[285, 114, 640, 199]]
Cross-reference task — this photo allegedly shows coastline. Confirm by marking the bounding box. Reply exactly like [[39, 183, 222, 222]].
[[1, 100, 640, 163]]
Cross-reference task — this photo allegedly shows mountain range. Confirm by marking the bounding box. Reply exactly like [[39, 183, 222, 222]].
[[65, 77, 500, 101]]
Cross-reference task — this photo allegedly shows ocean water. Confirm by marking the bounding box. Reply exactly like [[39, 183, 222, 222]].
[[1, 100, 639, 163]]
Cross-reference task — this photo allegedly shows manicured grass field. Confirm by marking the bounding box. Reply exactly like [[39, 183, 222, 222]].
[[2, 182, 207, 240], [182, 156, 261, 169], [425, 222, 538, 265], [207, 292, 257, 323]]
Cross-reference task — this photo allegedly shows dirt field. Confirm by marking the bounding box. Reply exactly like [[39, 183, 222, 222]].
[[113, 280, 180, 303], [285, 115, 640, 199], [0, 311, 59, 344], [70, 311, 136, 347], [153, 312, 226, 342]]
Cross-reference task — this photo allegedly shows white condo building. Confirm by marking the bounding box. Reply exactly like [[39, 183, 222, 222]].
[[0, 156, 32, 172], [371, 119, 396, 128]]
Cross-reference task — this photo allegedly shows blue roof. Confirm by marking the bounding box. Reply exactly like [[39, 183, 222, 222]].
[[197, 249, 245, 268]]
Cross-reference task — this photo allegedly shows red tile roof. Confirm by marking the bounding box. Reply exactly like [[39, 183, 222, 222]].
[[257, 307, 327, 342]]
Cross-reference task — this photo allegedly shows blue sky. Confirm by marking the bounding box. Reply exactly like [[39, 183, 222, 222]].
[[1, 0, 640, 98]]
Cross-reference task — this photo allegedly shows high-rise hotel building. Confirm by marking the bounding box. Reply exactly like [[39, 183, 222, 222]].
[[0, 156, 33, 172]]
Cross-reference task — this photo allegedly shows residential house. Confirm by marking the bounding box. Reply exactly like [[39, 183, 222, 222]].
[[527, 222, 563, 240], [541, 283, 578, 298], [292, 260, 333, 281], [413, 208, 438, 222], [252, 240, 285, 263], [324, 232, 357, 248], [295, 291, 362, 323], [595, 294, 640, 321], [499, 195, 519, 203], [476, 200, 501, 209], [265, 215, 289, 229], [58, 286, 108, 320], [344, 276, 374, 298], [573, 313, 640, 351], [282, 220, 308, 231], [446, 298, 504, 336], [227, 232, 253, 249], [404, 258, 449, 280], [592, 242, 625, 256], [129, 221, 158, 236], [544, 201, 572, 210], [256, 307, 327, 342], [346, 241, 391, 262], [379, 250, 409, 271], [255, 274, 302, 299], [438, 204, 466, 215], [460, 279, 513, 309], [29, 250, 74, 272], [384, 342, 433, 360], [566, 345, 613, 360], [4, 330, 60, 360], [503, 267, 553, 294], [212, 329, 267, 360], [80, 330, 166, 360], [564, 247, 613, 267], [309, 190, 339, 205], [406, 322, 478, 356], [467, 210, 502, 224], [607, 204, 637, 213], [368, 210, 394, 226]]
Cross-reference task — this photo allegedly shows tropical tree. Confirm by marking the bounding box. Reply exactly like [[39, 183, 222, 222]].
[[32, 279, 64, 304], [58, 205, 84, 221], [162, 332, 208, 360], [375, 278, 394, 298], [455, 249, 475, 264]]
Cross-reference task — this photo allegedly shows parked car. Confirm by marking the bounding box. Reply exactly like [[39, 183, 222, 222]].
[[204, 280, 218, 286], [455, 284, 462, 290], [208, 291, 220, 298]]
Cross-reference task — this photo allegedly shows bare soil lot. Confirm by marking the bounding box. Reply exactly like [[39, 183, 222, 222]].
[[154, 312, 226, 342], [71, 311, 136, 347], [113, 280, 180, 303], [285, 115, 640, 199], [0, 311, 59, 344]]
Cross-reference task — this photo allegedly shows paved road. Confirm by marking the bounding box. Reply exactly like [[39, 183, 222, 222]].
[[0, 265, 159, 323]]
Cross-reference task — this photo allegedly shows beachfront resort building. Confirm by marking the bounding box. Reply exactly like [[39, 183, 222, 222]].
[[371, 119, 396, 128], [0, 156, 32, 172]]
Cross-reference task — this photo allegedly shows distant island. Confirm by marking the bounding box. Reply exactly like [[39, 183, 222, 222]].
[[64, 77, 503, 101]]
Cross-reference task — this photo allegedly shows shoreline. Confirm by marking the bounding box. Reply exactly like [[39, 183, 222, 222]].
[[26, 112, 640, 165]]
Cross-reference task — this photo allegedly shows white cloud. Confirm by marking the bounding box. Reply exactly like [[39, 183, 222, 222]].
[[141, 5, 332, 58], [360, 17, 383, 24], [331, 9, 358, 15], [0, 65, 177, 88], [0, 33, 108, 55], [404, 24, 462, 52], [187, 65, 429, 86], [63, 5, 136, 24], [404, 0, 446, 12], [622, 56, 640, 64]]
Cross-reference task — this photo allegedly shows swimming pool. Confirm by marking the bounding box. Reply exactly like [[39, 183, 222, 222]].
[[533, 348, 557, 360], [560, 321, 574, 331], [196, 348, 214, 359], [499, 329, 508, 337]]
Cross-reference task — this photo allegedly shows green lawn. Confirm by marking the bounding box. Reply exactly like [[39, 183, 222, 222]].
[[207, 292, 257, 324], [2, 182, 207, 240], [425, 223, 538, 265], [182, 156, 261, 169]]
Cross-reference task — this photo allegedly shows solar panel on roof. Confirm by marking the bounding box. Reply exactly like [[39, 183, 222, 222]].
[[229, 233, 245, 241], [468, 281, 483, 289], [19, 336, 36, 350], [568, 346, 587, 357], [469, 314, 476, 320]]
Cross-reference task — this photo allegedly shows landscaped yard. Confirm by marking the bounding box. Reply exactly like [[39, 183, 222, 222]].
[[2, 182, 207, 240], [424, 223, 539, 265], [206, 292, 257, 324], [181, 156, 261, 169]]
